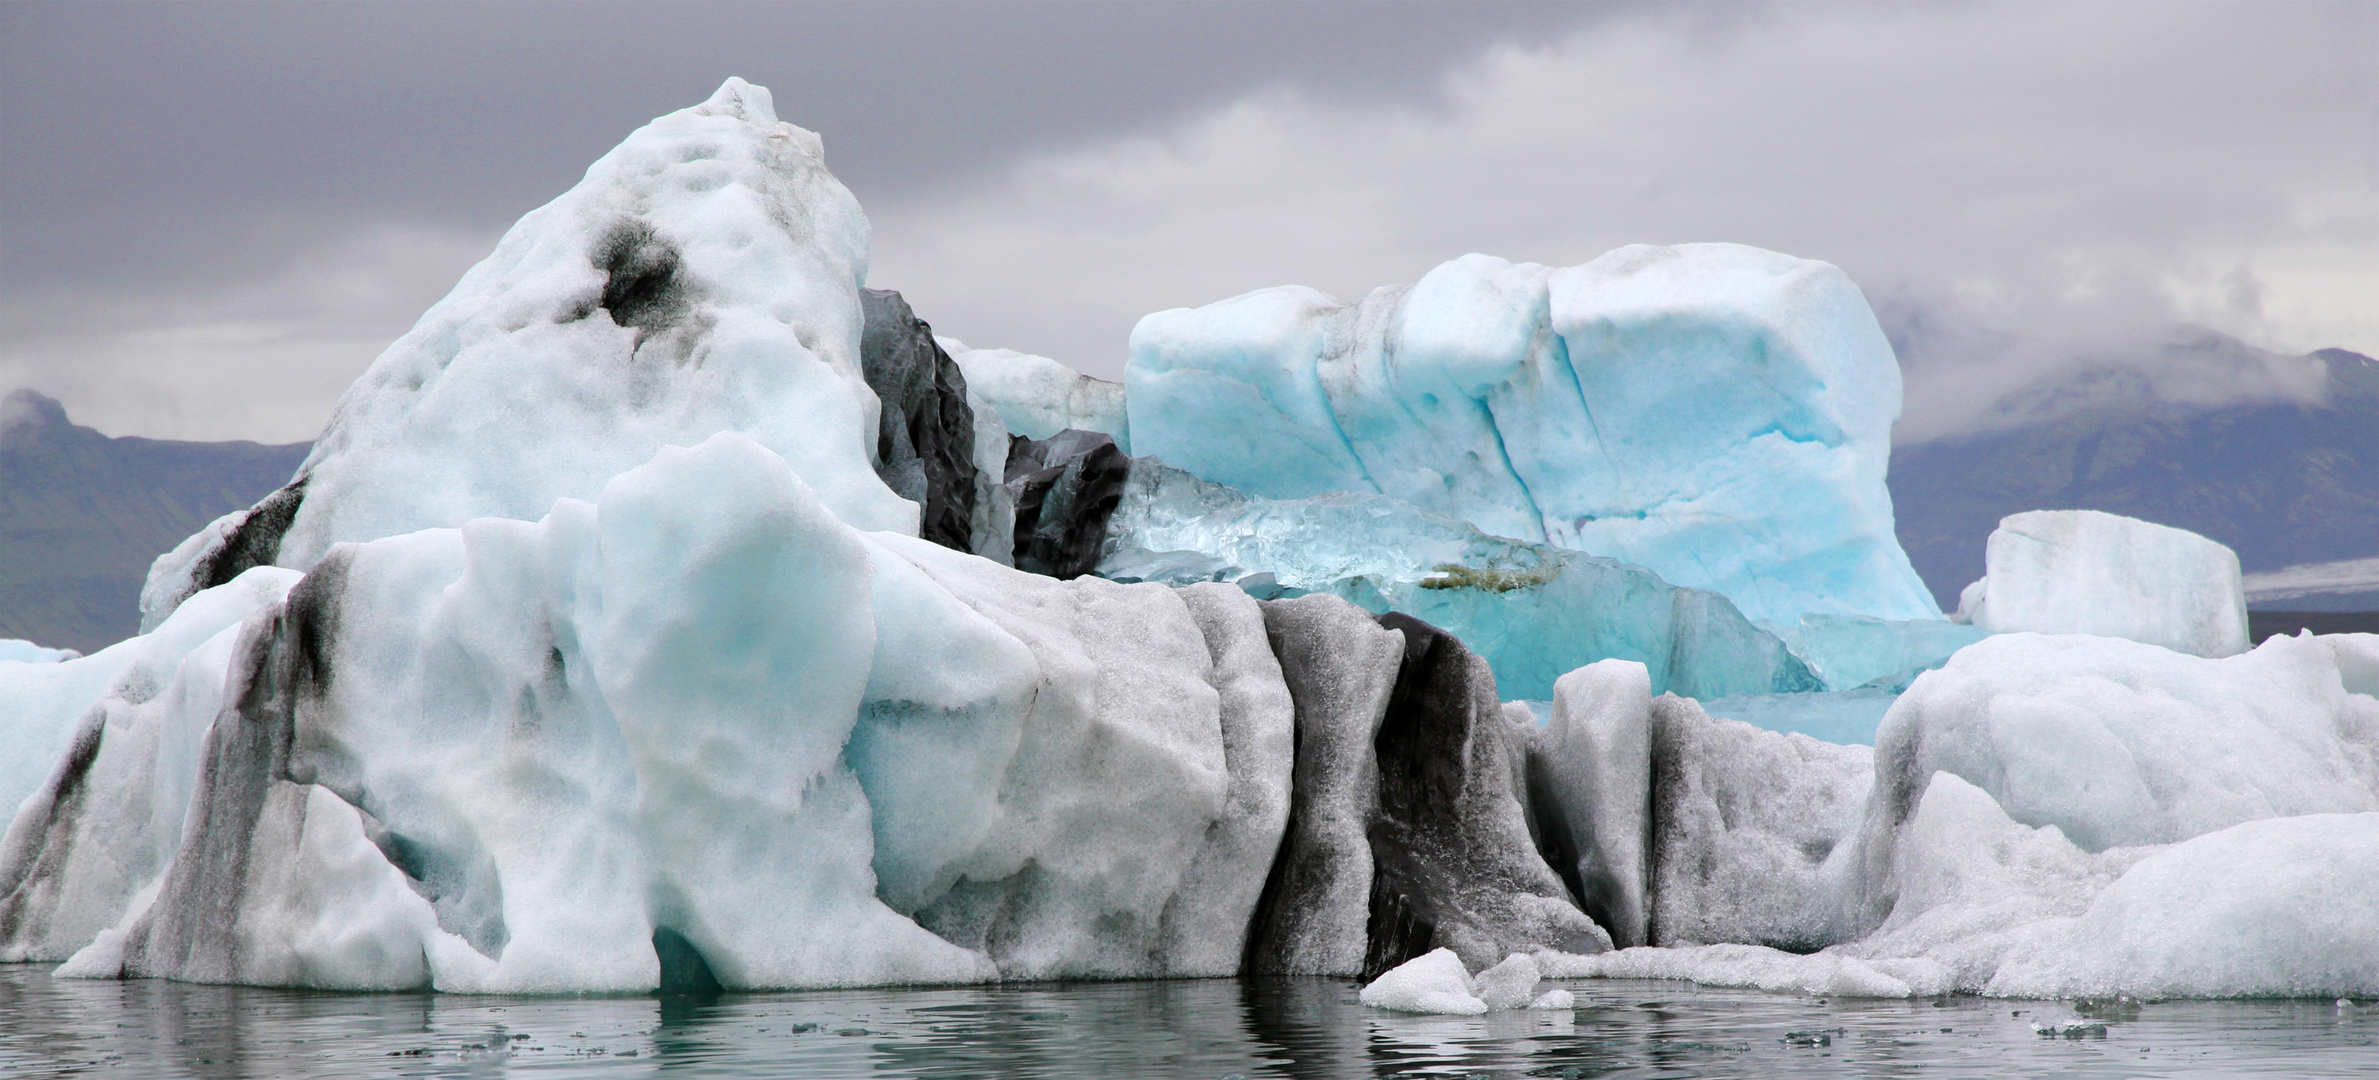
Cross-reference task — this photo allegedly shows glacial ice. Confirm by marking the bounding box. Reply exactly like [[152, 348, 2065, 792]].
[[1955, 510, 2249, 658], [0, 569, 299, 837], [1770, 615, 1989, 693], [1126, 247, 1939, 627], [1696, 686, 1901, 747], [17, 435, 1619, 990], [1100, 458, 1820, 701], [140, 78, 923, 632], [943, 338, 1130, 452]]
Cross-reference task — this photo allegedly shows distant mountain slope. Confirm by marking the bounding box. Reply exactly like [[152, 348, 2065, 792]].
[[1888, 346, 2379, 610], [1, 390, 309, 653]]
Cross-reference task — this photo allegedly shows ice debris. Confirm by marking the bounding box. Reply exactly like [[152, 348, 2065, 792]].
[[1126, 247, 1939, 628], [1955, 510, 2248, 658], [1359, 948, 1572, 1014]]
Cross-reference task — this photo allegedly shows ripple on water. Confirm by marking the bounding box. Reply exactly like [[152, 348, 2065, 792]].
[[0, 964, 2371, 1078]]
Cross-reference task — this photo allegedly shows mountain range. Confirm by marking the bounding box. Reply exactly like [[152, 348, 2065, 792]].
[[0, 390, 308, 653], [1888, 341, 2379, 612]]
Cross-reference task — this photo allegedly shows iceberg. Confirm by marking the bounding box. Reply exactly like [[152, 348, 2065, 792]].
[[1126, 247, 1940, 627], [1954, 510, 2249, 658], [6, 78, 2370, 1004], [1527, 667, 1873, 953]]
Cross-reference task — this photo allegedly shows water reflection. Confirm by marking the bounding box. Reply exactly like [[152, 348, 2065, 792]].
[[2, 963, 2371, 1078]]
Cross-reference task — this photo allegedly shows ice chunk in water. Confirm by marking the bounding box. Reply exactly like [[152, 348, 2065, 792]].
[[1472, 952, 1546, 1009], [1359, 948, 1487, 1015]]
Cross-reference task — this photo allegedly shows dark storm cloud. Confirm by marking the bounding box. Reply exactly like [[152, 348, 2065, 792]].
[[2, 1, 2373, 442], [0, 0, 1608, 291]]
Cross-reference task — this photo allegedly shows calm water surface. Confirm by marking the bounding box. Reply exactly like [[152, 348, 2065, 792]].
[[1, 963, 2371, 1078]]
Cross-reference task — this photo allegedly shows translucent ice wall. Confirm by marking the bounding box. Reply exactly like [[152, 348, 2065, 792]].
[[1126, 246, 1940, 628], [1100, 459, 1820, 701]]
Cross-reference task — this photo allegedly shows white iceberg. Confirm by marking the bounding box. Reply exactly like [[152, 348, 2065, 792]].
[[142, 78, 924, 632], [1955, 510, 2248, 658]]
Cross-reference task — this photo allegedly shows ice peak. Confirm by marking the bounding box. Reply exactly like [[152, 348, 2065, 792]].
[[687, 77, 825, 162], [696, 76, 778, 125]]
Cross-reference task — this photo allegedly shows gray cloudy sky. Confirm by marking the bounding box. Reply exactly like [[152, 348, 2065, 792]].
[[3, 1, 2374, 444]]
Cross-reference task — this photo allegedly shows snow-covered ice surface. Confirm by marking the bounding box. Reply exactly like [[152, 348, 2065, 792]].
[[943, 339, 1130, 451], [0, 640, 78, 664], [141, 78, 919, 632], [0, 569, 298, 841], [1956, 510, 2249, 657], [1126, 246, 1939, 627], [1101, 458, 1819, 701], [1858, 631, 2379, 858]]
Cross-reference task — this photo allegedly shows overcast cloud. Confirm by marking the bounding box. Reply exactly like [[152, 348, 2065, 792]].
[[2, 1, 2374, 443]]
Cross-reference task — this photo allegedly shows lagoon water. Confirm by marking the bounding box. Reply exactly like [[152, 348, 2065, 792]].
[[2, 964, 2371, 1079]]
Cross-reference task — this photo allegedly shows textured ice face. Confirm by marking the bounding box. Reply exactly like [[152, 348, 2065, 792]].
[[141, 78, 915, 632], [1955, 510, 2249, 658], [36, 434, 1328, 990], [1127, 246, 1939, 627], [0, 568, 299, 836], [1858, 631, 2379, 873], [1527, 661, 1873, 955], [0, 567, 300, 963]]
